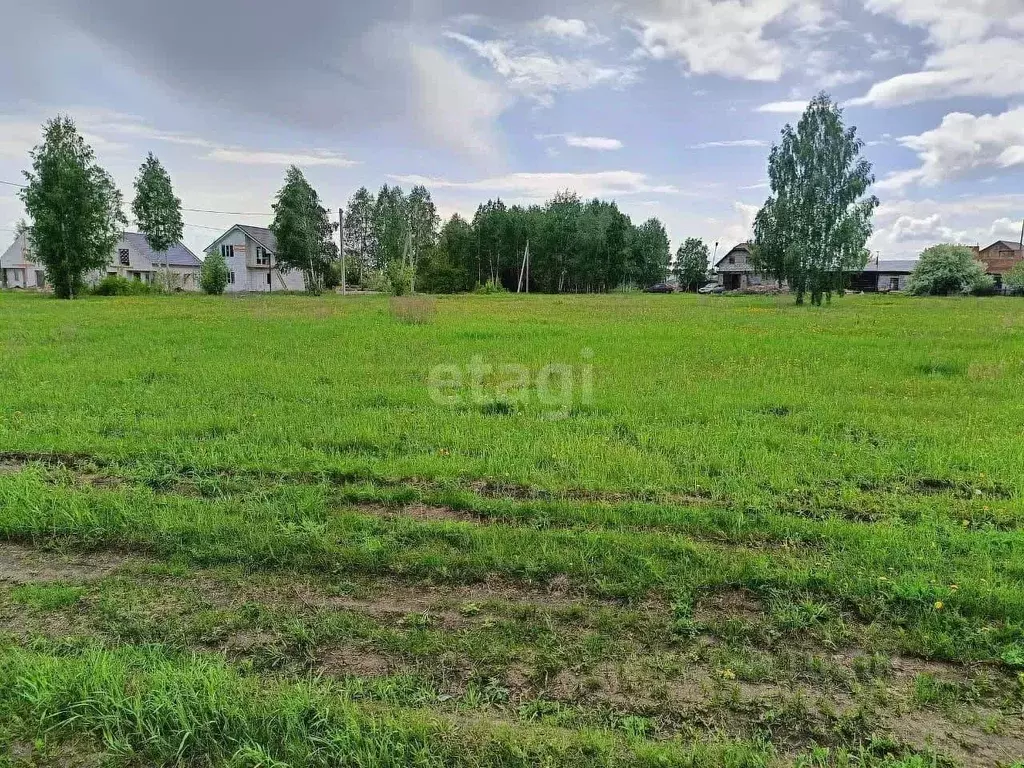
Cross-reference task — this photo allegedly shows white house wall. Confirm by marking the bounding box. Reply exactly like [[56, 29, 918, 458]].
[[0, 234, 45, 289], [210, 229, 307, 293]]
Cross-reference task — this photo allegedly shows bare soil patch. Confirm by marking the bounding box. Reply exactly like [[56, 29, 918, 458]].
[[694, 588, 765, 623], [0, 543, 134, 584], [889, 709, 1024, 768], [318, 646, 395, 677]]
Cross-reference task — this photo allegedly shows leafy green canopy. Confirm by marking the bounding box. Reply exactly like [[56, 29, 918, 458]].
[[753, 93, 878, 306], [419, 193, 670, 293], [270, 166, 338, 294], [1003, 260, 1024, 296], [19, 116, 126, 299], [132, 153, 183, 254], [908, 244, 995, 296], [673, 238, 710, 292], [199, 251, 230, 295]]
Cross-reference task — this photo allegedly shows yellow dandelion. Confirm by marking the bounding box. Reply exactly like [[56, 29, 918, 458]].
[[934, 601, 944, 610], [721, 669, 736, 680]]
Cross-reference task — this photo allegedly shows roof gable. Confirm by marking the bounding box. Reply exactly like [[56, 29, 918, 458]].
[[204, 224, 277, 256], [714, 242, 752, 268], [121, 232, 201, 267]]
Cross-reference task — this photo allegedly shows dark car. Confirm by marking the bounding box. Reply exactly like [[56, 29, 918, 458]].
[[644, 282, 675, 293]]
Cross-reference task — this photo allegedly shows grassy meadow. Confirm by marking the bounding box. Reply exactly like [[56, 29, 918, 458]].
[[0, 290, 1022, 767]]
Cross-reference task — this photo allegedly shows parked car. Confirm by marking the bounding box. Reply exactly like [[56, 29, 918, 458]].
[[644, 282, 675, 293], [698, 282, 724, 294]]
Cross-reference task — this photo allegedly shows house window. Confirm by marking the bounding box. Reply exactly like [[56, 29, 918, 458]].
[[256, 246, 270, 266], [228, 271, 235, 285], [118, 248, 130, 266], [221, 244, 235, 259], [727, 256, 735, 264], [34, 270, 45, 287]]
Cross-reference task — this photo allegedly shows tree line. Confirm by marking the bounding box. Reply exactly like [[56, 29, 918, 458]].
[[343, 188, 676, 294], [15, 95, 884, 304]]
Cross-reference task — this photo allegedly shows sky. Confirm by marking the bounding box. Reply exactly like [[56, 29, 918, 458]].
[[2, 0, 1024, 264]]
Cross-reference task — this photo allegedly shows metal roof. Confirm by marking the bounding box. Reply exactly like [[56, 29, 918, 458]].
[[236, 225, 277, 254], [122, 232, 201, 267], [862, 259, 917, 274]]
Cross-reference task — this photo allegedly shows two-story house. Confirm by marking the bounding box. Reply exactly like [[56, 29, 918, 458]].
[[204, 225, 305, 293], [714, 242, 778, 290], [1, 231, 202, 290], [974, 240, 1023, 290]]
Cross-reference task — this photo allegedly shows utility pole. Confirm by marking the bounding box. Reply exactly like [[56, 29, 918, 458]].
[[1019, 217, 1023, 250], [339, 208, 346, 295], [517, 239, 529, 293]]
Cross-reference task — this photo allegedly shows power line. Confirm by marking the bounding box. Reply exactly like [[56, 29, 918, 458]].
[[182, 207, 270, 216], [3, 181, 271, 217]]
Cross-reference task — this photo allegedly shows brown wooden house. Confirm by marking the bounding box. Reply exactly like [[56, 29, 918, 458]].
[[975, 240, 1023, 289]]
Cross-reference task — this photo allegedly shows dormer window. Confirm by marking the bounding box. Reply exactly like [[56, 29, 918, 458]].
[[118, 249, 130, 266]]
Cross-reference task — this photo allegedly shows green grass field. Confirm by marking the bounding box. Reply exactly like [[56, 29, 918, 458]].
[[0, 290, 1022, 767]]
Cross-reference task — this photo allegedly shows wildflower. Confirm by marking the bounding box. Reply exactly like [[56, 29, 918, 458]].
[[934, 601, 944, 611], [949, 584, 959, 592], [721, 669, 736, 680]]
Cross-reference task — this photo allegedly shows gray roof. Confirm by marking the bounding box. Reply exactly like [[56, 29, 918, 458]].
[[985, 240, 1022, 252], [237, 225, 277, 254], [122, 232, 201, 267], [862, 259, 917, 274]]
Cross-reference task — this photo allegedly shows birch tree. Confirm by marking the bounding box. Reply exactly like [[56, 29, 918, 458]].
[[20, 116, 125, 299], [752, 93, 877, 305], [270, 166, 338, 294]]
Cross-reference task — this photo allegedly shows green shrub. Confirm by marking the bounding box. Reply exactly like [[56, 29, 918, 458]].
[[473, 279, 507, 295], [908, 244, 994, 296], [91, 274, 160, 296], [362, 270, 391, 294], [200, 252, 230, 295], [1005, 261, 1024, 296], [386, 263, 415, 296]]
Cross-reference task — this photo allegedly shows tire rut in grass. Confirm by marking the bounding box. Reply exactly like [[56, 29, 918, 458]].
[[0, 543, 141, 585]]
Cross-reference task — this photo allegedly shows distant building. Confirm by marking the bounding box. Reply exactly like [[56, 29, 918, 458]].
[[714, 243, 778, 290], [974, 240, 1023, 290], [849, 259, 917, 292], [714, 242, 917, 293], [0, 233, 46, 289], [0, 232, 201, 291], [204, 225, 306, 293]]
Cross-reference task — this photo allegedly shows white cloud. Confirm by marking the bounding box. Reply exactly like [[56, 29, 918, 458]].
[[864, 0, 1024, 45], [538, 133, 624, 150], [206, 148, 358, 167], [888, 213, 965, 242], [408, 43, 509, 160], [445, 32, 638, 104], [877, 107, 1024, 190], [630, 0, 827, 82], [869, 194, 1024, 257], [533, 16, 607, 45], [691, 139, 769, 149], [850, 38, 1024, 106], [755, 100, 808, 114], [387, 170, 680, 200]]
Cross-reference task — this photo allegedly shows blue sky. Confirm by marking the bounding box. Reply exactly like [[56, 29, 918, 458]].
[[2, 0, 1024, 262]]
